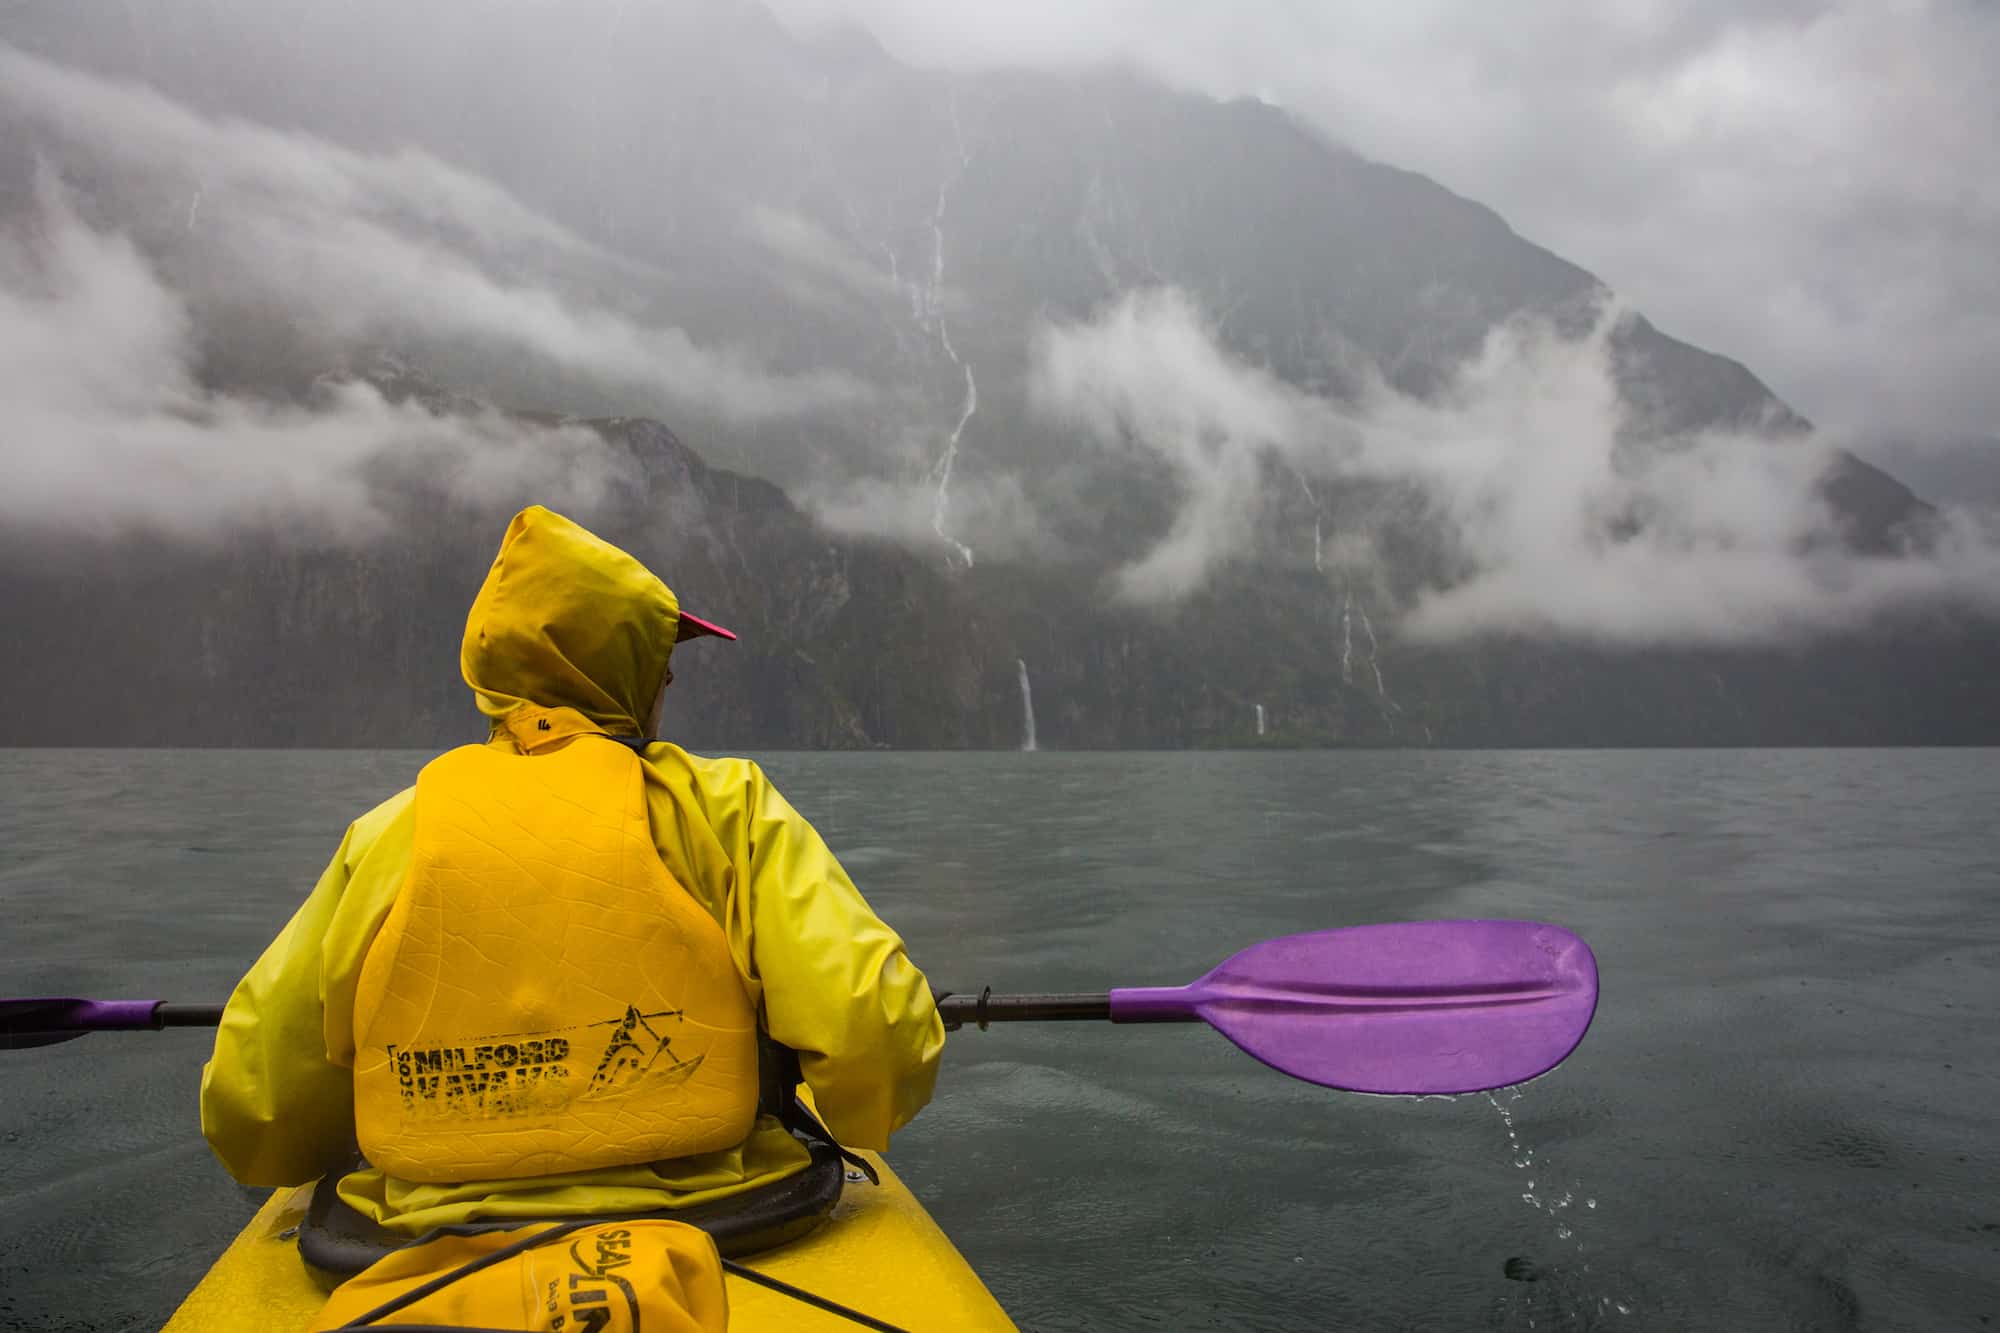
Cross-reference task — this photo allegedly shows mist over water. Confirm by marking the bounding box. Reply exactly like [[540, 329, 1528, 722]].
[[2, 748, 1996, 1330]]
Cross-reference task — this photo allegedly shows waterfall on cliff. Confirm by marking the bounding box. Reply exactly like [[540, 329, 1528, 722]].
[[1255, 703, 1266, 737], [1016, 658, 1039, 752]]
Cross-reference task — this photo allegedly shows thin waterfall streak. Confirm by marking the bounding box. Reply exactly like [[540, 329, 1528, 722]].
[[1290, 469, 1323, 573], [1340, 589, 1356, 686], [1359, 602, 1401, 712], [927, 183, 948, 328], [1255, 703, 1267, 737], [1016, 658, 1039, 752], [927, 358, 976, 568], [918, 140, 976, 568], [952, 360, 976, 441]]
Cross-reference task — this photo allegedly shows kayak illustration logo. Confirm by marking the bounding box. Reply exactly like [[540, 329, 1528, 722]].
[[584, 1005, 704, 1096]]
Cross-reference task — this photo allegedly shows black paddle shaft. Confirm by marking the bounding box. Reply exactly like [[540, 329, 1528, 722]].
[[11, 996, 1123, 1039], [158, 1004, 225, 1027], [934, 991, 1110, 1030]]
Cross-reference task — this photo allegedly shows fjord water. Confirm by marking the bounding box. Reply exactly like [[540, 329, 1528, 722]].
[[1, 749, 1996, 1330]]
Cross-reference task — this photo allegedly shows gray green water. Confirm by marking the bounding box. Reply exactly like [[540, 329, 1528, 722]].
[[2, 748, 1998, 1330]]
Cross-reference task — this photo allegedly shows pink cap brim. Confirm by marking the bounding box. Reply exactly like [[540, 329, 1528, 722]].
[[675, 610, 738, 643]]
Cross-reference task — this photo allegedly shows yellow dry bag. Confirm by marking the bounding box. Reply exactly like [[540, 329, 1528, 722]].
[[305, 1219, 727, 1333]]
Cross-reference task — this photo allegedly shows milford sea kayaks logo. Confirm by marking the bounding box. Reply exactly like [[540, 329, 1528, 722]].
[[543, 1228, 642, 1333], [390, 1005, 705, 1119]]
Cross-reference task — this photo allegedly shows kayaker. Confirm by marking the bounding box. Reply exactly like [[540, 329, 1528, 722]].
[[199, 505, 944, 1243]]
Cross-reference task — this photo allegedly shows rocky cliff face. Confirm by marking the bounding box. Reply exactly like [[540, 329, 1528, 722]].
[[3, 381, 1993, 749]]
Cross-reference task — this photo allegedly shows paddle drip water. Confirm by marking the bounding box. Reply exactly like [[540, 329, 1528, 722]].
[[1487, 1088, 1632, 1329]]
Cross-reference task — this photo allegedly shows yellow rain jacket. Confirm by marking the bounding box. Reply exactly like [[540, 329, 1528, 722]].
[[200, 506, 944, 1233]]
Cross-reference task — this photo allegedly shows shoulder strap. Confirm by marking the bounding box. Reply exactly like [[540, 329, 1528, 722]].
[[758, 1036, 879, 1186]]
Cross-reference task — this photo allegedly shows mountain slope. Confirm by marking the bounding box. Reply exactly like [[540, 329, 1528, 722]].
[[0, 0, 1927, 554], [2, 377, 1993, 749], [0, 0, 1989, 748]]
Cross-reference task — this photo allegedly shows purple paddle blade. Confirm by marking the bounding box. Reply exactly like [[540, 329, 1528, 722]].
[[1109, 920, 1597, 1094]]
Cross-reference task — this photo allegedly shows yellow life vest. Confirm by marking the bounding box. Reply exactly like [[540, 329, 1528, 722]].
[[351, 735, 760, 1183]]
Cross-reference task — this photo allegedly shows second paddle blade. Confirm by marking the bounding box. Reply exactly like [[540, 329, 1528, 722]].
[[1112, 919, 1598, 1095], [0, 998, 162, 1050]]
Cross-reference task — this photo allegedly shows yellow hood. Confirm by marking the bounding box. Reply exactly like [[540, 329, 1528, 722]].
[[461, 506, 680, 736]]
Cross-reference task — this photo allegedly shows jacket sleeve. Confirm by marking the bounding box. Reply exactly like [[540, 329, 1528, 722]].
[[199, 829, 361, 1186], [733, 766, 944, 1151], [199, 790, 413, 1187]]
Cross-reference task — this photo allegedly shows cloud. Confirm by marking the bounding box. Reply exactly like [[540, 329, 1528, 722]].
[[0, 44, 872, 427], [1031, 288, 1355, 602], [746, 206, 905, 309], [770, 0, 2000, 442], [0, 176, 635, 541], [1030, 286, 2000, 640], [806, 471, 1048, 564]]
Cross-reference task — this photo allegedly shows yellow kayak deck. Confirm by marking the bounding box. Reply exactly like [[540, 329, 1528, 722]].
[[163, 1151, 1015, 1332]]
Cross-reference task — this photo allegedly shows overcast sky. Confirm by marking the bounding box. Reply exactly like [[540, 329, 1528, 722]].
[[771, 0, 1999, 450]]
